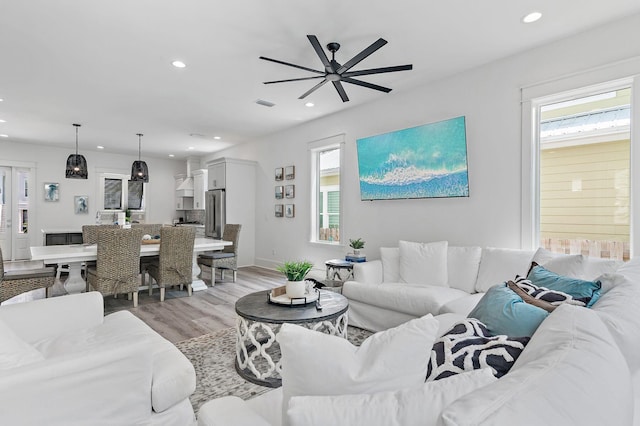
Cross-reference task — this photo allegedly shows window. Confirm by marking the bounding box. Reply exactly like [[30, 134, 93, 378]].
[[98, 172, 145, 212], [532, 84, 632, 260], [310, 135, 344, 244]]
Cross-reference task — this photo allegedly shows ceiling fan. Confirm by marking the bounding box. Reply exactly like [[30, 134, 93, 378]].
[[259, 35, 412, 102]]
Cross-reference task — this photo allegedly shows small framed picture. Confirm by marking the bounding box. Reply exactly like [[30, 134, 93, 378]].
[[275, 167, 284, 181], [275, 204, 284, 217], [44, 183, 59, 202], [285, 204, 295, 218], [74, 195, 89, 214], [275, 186, 284, 199], [285, 184, 295, 199], [285, 165, 295, 180]]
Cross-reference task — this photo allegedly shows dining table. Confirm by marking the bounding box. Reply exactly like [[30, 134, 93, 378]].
[[30, 237, 231, 295]]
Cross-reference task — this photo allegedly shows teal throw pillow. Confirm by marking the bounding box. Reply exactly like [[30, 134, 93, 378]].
[[526, 263, 601, 307], [468, 284, 549, 337]]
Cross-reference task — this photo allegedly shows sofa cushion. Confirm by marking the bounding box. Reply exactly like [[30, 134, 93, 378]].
[[583, 256, 623, 280], [512, 275, 589, 307], [531, 248, 584, 278], [277, 314, 440, 426], [440, 304, 634, 426], [426, 318, 529, 381], [468, 284, 549, 337], [447, 246, 482, 293], [0, 319, 44, 370], [592, 269, 640, 373], [343, 281, 468, 317], [475, 248, 534, 293], [380, 247, 400, 282], [526, 264, 601, 307], [439, 293, 484, 316], [399, 240, 448, 286], [287, 369, 496, 426]]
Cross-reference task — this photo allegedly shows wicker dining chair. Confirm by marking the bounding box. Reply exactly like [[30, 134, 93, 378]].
[[197, 224, 241, 283], [80, 224, 120, 278], [0, 247, 55, 303], [132, 223, 164, 288], [86, 227, 145, 307], [146, 226, 195, 302]]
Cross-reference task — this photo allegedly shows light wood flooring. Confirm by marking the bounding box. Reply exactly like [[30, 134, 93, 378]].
[[1, 263, 283, 344]]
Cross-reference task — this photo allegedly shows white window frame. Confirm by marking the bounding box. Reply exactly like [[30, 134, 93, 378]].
[[309, 134, 345, 245], [97, 171, 146, 213], [521, 63, 640, 255]]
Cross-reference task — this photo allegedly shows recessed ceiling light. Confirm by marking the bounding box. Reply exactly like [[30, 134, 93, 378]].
[[0, 119, 5, 123], [97, 145, 104, 149], [522, 11, 542, 23], [305, 102, 315, 107], [169, 154, 175, 157], [213, 136, 221, 140], [172, 60, 186, 68], [187, 146, 195, 150], [0, 98, 4, 102], [0, 134, 8, 138]]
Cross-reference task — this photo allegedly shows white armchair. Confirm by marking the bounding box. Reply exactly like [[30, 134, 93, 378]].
[[0, 292, 196, 426]]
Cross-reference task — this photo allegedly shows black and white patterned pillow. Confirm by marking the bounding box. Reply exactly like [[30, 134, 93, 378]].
[[426, 318, 529, 381], [513, 275, 588, 307]]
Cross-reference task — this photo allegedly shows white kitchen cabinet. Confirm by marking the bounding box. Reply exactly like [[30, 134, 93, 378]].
[[193, 169, 207, 210], [174, 174, 193, 210], [208, 162, 225, 190]]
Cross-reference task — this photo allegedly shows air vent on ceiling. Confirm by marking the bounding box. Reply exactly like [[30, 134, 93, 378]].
[[256, 99, 276, 107]]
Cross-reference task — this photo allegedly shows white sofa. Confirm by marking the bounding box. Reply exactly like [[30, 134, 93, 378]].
[[344, 242, 622, 331], [0, 292, 196, 426], [196, 246, 640, 426]]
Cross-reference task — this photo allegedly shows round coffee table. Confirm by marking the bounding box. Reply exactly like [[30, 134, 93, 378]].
[[235, 289, 349, 387]]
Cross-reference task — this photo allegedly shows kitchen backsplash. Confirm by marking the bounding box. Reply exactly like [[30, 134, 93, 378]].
[[184, 210, 205, 224]]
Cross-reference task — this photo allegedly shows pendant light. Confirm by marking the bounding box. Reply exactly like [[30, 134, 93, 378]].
[[65, 123, 88, 179], [131, 133, 149, 182]]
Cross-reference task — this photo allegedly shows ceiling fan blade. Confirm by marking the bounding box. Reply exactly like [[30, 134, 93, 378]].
[[332, 81, 350, 102], [259, 56, 324, 75], [336, 38, 387, 74], [307, 35, 332, 71], [342, 64, 413, 78], [264, 75, 326, 84], [342, 77, 392, 93], [298, 79, 329, 99]]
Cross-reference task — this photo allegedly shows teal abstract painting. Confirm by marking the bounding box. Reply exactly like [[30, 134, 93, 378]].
[[356, 116, 469, 200]]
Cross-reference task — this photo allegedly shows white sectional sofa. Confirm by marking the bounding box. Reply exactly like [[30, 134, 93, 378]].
[[196, 242, 640, 425], [0, 292, 196, 426], [344, 241, 621, 331]]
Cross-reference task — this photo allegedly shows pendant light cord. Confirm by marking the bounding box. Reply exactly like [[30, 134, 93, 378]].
[[137, 133, 143, 161], [73, 123, 81, 155]]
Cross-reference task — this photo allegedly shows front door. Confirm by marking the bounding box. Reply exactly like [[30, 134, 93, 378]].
[[0, 166, 12, 259]]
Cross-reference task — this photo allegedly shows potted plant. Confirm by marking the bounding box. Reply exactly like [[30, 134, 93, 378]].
[[349, 238, 365, 256], [277, 260, 313, 298]]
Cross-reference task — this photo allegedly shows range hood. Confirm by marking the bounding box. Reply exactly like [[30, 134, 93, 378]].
[[176, 157, 199, 197]]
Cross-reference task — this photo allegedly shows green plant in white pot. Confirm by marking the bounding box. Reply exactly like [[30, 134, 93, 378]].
[[349, 238, 365, 256], [277, 260, 313, 298]]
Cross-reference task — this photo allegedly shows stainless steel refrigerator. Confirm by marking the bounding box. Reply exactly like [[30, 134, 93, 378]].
[[205, 189, 226, 238]]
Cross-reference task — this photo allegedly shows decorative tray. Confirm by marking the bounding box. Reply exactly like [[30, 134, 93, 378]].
[[268, 288, 319, 306], [141, 239, 161, 245]]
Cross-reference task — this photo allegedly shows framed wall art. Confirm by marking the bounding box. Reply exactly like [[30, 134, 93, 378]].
[[285, 184, 295, 199], [275, 167, 284, 181], [285, 165, 295, 180], [275, 186, 284, 199], [44, 183, 59, 202], [285, 204, 295, 218], [74, 195, 89, 214], [275, 204, 283, 217]]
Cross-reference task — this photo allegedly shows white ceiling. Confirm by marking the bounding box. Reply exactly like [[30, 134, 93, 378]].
[[1, 0, 640, 159]]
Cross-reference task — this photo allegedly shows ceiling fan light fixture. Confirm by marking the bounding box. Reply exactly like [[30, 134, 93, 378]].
[[65, 123, 88, 179], [130, 133, 149, 182]]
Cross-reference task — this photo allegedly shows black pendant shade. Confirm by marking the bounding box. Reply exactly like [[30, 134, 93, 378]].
[[65, 123, 88, 179], [131, 133, 149, 182]]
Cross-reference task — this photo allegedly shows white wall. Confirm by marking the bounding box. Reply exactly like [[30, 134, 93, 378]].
[[0, 140, 183, 249], [204, 13, 640, 273]]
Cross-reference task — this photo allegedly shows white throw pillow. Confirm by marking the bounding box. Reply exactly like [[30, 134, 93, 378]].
[[474, 247, 534, 293], [399, 240, 448, 286], [0, 319, 45, 370], [380, 247, 400, 283], [531, 247, 584, 278], [287, 369, 496, 426], [277, 314, 440, 426], [447, 246, 482, 293]]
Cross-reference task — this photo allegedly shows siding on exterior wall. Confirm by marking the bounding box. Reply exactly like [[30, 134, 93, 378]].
[[540, 139, 630, 241]]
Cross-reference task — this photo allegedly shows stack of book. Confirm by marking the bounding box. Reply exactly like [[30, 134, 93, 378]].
[[345, 253, 366, 263]]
